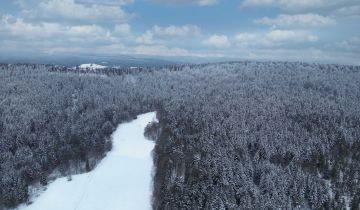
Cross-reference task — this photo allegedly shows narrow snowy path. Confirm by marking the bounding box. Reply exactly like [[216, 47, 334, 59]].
[[18, 112, 157, 210]]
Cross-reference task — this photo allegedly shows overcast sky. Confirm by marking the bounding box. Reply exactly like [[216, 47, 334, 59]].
[[0, 0, 359, 64]]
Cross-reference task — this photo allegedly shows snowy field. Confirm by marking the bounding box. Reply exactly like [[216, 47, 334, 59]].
[[79, 64, 107, 69], [18, 112, 157, 210]]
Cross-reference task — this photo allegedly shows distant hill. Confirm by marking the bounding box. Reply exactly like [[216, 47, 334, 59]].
[[0, 54, 176, 67]]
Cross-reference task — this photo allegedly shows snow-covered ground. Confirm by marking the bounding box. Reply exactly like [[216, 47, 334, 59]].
[[18, 112, 157, 210], [79, 63, 107, 69]]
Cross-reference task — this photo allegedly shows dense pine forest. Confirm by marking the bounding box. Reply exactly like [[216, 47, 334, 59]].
[[0, 62, 360, 209]]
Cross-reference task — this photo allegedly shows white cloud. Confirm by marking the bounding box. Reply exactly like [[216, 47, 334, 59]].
[[133, 45, 189, 56], [114, 24, 131, 35], [240, 0, 360, 13], [150, 0, 218, 6], [336, 37, 360, 52], [136, 31, 154, 44], [235, 30, 318, 47], [235, 33, 264, 46], [241, 0, 324, 10], [20, 0, 130, 23], [204, 35, 230, 48], [76, 0, 134, 6], [255, 13, 335, 27], [136, 24, 201, 44], [267, 30, 318, 42], [197, 0, 218, 6], [241, 0, 275, 7], [333, 5, 360, 18], [68, 25, 107, 36], [132, 45, 225, 57], [152, 24, 200, 37], [0, 0, 358, 64], [0, 15, 110, 41]]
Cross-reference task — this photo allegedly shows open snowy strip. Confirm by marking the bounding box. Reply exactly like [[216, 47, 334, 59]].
[[17, 112, 157, 210], [79, 64, 107, 69]]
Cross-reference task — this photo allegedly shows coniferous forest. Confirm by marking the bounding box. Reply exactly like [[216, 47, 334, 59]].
[[0, 62, 360, 209]]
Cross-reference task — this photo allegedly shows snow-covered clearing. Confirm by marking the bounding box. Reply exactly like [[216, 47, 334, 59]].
[[79, 64, 107, 69], [18, 112, 157, 210]]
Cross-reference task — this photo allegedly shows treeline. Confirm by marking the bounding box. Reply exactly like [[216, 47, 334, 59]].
[[47, 63, 195, 76], [151, 62, 360, 209], [0, 62, 359, 209]]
